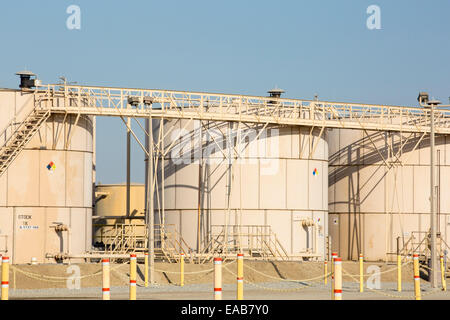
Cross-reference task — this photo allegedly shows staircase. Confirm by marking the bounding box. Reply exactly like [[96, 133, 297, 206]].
[[154, 224, 194, 263], [399, 230, 450, 276], [0, 108, 51, 176], [94, 223, 193, 263], [101, 223, 147, 255]]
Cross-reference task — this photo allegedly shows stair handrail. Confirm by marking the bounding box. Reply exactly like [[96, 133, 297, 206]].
[[0, 84, 58, 152], [207, 224, 290, 261], [270, 230, 290, 260], [0, 105, 44, 149]]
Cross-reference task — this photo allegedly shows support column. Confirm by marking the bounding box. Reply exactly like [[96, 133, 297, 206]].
[[430, 103, 437, 288], [197, 120, 203, 253], [149, 116, 154, 285], [126, 117, 131, 217], [145, 116, 155, 285]]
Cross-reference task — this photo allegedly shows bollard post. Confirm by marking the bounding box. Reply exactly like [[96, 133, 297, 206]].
[[1, 256, 9, 300], [214, 257, 222, 300], [144, 252, 149, 288], [331, 252, 338, 300], [334, 258, 342, 300], [102, 258, 110, 300], [180, 253, 185, 287], [441, 255, 447, 291], [359, 253, 364, 292], [397, 254, 402, 292], [397, 236, 402, 292], [129, 254, 137, 300], [237, 253, 244, 300], [324, 260, 328, 285], [413, 253, 421, 300]]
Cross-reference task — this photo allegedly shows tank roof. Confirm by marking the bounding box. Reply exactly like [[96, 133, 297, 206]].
[[267, 87, 285, 94], [15, 70, 36, 76]]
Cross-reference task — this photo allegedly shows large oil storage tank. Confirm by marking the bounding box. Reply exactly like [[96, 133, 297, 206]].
[[328, 127, 450, 261], [0, 88, 93, 264], [153, 117, 329, 260]]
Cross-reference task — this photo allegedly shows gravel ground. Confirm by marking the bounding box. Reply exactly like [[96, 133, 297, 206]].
[[3, 260, 448, 300], [8, 281, 450, 300]]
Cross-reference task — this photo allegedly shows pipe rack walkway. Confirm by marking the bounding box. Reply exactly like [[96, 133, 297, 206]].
[[33, 84, 450, 134]]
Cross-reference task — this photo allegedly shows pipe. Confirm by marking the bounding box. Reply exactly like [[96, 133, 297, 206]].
[[301, 219, 316, 254], [92, 215, 145, 220], [68, 228, 71, 257], [92, 115, 96, 189], [197, 122, 202, 253], [144, 118, 149, 240], [45, 253, 147, 260], [126, 117, 131, 218], [438, 150, 441, 234], [52, 224, 71, 258], [430, 102, 437, 288], [328, 236, 332, 262], [313, 224, 317, 256]]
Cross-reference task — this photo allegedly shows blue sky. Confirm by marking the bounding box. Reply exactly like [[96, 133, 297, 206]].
[[0, 1, 449, 184]]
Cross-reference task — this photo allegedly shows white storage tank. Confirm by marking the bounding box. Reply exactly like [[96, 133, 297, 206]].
[[328, 127, 450, 261], [153, 117, 329, 260], [0, 89, 93, 264]]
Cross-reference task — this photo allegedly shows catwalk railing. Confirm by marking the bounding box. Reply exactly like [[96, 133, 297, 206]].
[[202, 224, 291, 262], [0, 103, 51, 176], [31, 84, 450, 134]]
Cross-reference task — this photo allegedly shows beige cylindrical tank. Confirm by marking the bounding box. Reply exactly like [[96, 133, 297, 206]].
[[0, 89, 93, 264], [93, 184, 145, 248], [154, 118, 329, 259], [328, 127, 450, 261]]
